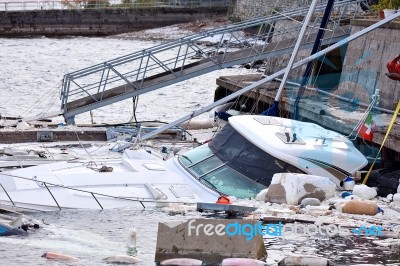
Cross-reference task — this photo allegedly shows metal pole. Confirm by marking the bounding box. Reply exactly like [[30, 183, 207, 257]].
[[91, 192, 103, 210], [0, 183, 15, 205], [43, 183, 62, 210], [140, 12, 400, 140], [293, 0, 335, 120], [274, 0, 318, 102]]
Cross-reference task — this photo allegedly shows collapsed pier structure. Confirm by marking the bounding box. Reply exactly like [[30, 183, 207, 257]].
[[3, 0, 400, 164]]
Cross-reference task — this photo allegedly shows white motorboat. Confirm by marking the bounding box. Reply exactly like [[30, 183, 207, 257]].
[[0, 116, 367, 211]]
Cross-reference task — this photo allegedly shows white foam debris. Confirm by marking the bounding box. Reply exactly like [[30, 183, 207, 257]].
[[352, 184, 377, 200], [282, 173, 336, 205], [255, 189, 268, 202], [16, 121, 31, 130], [161, 204, 197, 215], [393, 193, 400, 202]]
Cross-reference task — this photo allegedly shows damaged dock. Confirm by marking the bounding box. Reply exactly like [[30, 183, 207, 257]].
[[215, 73, 400, 159]]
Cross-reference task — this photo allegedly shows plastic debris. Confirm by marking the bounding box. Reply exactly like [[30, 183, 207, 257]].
[[221, 258, 266, 265], [103, 255, 142, 264], [352, 184, 377, 200], [265, 173, 336, 205], [344, 195, 360, 200], [16, 121, 31, 130], [341, 200, 379, 216], [42, 252, 79, 261], [160, 258, 203, 265], [393, 193, 400, 202], [341, 191, 353, 198], [342, 176, 355, 190], [216, 196, 232, 204], [278, 255, 333, 266], [255, 189, 268, 201]]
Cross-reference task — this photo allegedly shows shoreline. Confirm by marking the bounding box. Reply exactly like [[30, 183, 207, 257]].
[[0, 7, 228, 37], [112, 17, 231, 42]]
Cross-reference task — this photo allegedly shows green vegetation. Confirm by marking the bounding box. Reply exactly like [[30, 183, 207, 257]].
[[62, 0, 110, 9], [371, 0, 400, 10]]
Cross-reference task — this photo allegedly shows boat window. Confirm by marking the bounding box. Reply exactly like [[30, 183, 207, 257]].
[[179, 144, 213, 167], [179, 148, 266, 199], [188, 155, 224, 178], [208, 124, 305, 186], [178, 125, 305, 199], [200, 164, 266, 199]]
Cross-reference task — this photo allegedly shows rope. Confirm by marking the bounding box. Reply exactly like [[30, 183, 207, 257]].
[[347, 93, 377, 140], [18, 81, 61, 119], [362, 100, 400, 185]]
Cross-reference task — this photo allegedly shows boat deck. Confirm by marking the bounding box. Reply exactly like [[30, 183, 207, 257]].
[[216, 74, 400, 157]]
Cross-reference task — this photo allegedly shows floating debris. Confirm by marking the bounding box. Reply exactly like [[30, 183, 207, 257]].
[[41, 252, 79, 261]]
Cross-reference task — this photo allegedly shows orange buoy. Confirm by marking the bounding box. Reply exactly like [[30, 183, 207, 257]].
[[216, 196, 232, 204], [341, 200, 379, 216]]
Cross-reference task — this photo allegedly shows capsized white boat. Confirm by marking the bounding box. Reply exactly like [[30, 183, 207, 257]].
[[0, 116, 367, 211]]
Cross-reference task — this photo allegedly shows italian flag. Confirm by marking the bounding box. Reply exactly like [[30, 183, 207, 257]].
[[359, 113, 377, 141]]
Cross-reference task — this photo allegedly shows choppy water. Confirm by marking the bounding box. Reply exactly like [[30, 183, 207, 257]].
[[0, 36, 251, 124], [1, 208, 400, 266], [1, 36, 400, 265]]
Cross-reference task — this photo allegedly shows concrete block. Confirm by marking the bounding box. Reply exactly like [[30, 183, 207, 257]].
[[380, 99, 394, 110], [155, 219, 266, 264]]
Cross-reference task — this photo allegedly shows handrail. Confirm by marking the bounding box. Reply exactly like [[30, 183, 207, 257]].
[[43, 182, 62, 210], [0, 183, 15, 206], [90, 192, 104, 210], [0, 0, 231, 11], [140, 11, 400, 140], [60, 0, 368, 122], [0, 171, 188, 210]]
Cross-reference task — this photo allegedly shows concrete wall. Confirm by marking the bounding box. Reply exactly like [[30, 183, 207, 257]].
[[231, 0, 311, 20], [262, 19, 316, 80], [337, 19, 400, 111], [0, 7, 228, 37]]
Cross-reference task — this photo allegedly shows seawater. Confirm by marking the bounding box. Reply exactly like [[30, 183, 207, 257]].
[[1, 208, 400, 265], [1, 36, 400, 265]]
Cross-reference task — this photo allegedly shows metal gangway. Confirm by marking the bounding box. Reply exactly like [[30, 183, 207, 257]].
[[60, 0, 370, 124]]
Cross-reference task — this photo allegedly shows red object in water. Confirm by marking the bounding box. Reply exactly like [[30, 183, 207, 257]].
[[216, 196, 232, 204], [387, 55, 400, 73]]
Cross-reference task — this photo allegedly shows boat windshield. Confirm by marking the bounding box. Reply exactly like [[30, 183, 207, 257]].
[[179, 125, 304, 199]]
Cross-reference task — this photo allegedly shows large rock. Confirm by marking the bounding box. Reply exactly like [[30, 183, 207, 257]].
[[155, 219, 266, 264], [265, 173, 336, 205]]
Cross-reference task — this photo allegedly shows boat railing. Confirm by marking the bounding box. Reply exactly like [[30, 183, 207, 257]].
[[0, 172, 164, 210]]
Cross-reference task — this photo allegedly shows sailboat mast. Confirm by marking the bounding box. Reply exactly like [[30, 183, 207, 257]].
[[140, 12, 400, 141], [274, 0, 319, 102], [293, 0, 336, 119]]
